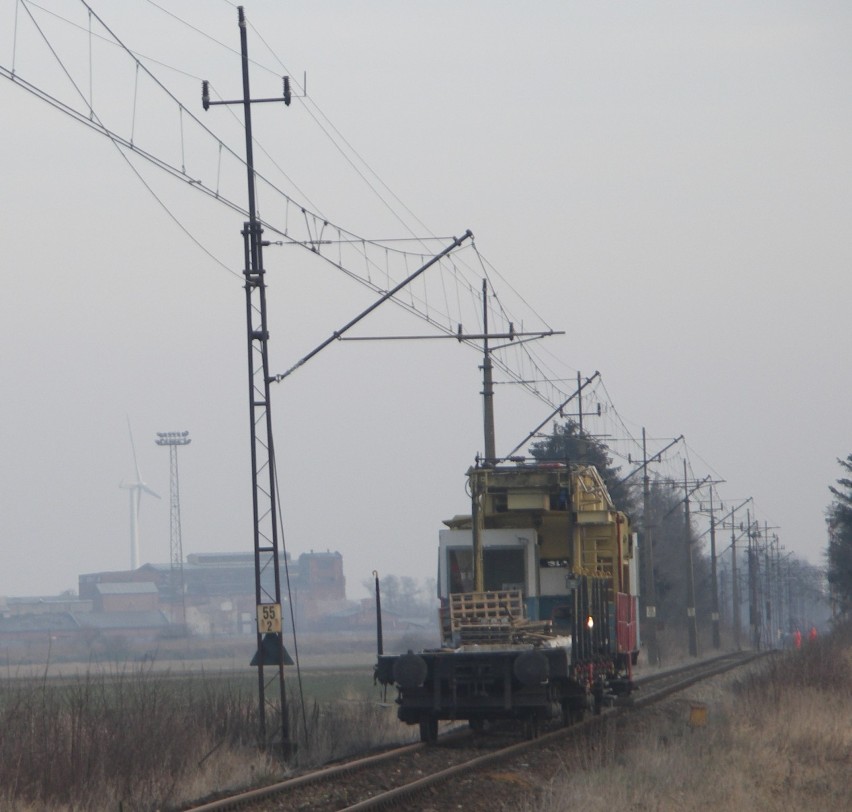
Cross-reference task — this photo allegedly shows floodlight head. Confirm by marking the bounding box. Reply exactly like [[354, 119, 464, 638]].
[[155, 430, 191, 446]]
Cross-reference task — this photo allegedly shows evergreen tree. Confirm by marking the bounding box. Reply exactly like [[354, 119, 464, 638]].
[[827, 454, 852, 615], [528, 420, 638, 515], [643, 478, 711, 630]]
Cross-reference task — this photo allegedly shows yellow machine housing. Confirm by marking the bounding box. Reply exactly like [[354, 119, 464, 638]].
[[443, 462, 634, 606]]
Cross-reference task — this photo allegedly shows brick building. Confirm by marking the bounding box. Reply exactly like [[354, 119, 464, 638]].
[[77, 549, 348, 634]]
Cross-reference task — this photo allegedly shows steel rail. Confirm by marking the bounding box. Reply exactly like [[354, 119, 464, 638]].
[[183, 741, 426, 812], [182, 651, 766, 812], [334, 652, 766, 811]]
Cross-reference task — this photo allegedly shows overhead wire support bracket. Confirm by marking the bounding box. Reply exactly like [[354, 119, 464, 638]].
[[203, 76, 296, 110], [339, 329, 562, 343], [488, 331, 564, 352], [619, 433, 684, 486], [662, 474, 720, 521], [505, 371, 601, 459], [269, 229, 474, 383]]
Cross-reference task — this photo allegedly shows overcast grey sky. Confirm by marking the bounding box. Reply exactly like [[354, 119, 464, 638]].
[[1, 1, 850, 599]]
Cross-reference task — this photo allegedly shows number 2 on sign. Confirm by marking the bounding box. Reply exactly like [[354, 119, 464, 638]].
[[258, 604, 282, 633]]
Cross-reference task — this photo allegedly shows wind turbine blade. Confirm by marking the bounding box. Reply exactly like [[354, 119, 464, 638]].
[[141, 484, 161, 499], [127, 415, 142, 481]]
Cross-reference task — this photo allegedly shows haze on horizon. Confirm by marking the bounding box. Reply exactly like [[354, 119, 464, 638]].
[[1, 1, 850, 600]]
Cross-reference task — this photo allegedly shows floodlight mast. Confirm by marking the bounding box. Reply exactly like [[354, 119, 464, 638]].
[[155, 431, 190, 626], [202, 6, 292, 757]]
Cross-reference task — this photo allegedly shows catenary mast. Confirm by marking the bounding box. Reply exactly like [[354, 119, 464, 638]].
[[202, 6, 293, 756]]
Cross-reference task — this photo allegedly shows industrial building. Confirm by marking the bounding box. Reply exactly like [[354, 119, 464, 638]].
[[78, 549, 347, 633], [0, 550, 348, 654]]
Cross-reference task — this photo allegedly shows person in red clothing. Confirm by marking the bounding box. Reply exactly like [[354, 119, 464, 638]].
[[793, 628, 802, 649], [808, 625, 818, 643]]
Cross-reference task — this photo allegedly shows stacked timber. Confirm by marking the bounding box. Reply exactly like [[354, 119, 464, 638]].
[[448, 590, 553, 646]]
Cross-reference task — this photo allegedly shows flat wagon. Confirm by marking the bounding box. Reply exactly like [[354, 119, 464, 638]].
[[375, 460, 639, 740]]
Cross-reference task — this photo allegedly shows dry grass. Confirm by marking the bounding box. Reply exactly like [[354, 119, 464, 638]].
[[0, 662, 409, 811], [517, 624, 852, 812], [0, 663, 268, 811], [4, 629, 848, 811], [295, 696, 416, 766]]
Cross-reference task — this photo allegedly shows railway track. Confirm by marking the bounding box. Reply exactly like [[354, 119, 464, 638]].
[[182, 650, 764, 812]]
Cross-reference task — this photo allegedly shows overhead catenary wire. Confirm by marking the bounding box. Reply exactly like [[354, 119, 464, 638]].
[[0, 42, 240, 281], [145, 0, 445, 246], [1, 2, 782, 554], [205, 10, 783, 555], [27, 0, 219, 81], [242, 10, 440, 247], [6, 1, 576, 414]]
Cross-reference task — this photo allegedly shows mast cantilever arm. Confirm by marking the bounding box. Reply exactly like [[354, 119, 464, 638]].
[[338, 329, 562, 343], [488, 331, 563, 352], [618, 434, 684, 485], [662, 474, 713, 521], [269, 230, 473, 383], [504, 371, 601, 458]]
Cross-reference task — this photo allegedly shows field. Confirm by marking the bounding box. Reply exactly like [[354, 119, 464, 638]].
[[515, 623, 852, 811], [1, 625, 849, 811], [0, 652, 411, 811]]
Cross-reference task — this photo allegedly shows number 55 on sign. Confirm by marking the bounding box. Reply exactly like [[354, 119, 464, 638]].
[[258, 603, 282, 633]]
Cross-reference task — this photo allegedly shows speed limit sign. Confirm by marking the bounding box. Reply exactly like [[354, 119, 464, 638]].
[[257, 603, 282, 633]]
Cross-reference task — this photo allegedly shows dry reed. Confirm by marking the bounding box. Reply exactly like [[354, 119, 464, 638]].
[[0, 661, 407, 811], [517, 624, 852, 812]]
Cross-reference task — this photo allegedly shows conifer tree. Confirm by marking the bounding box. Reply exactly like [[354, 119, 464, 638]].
[[528, 420, 638, 515], [827, 454, 852, 615]]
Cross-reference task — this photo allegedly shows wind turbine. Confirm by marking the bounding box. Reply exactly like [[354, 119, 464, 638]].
[[120, 419, 160, 570]]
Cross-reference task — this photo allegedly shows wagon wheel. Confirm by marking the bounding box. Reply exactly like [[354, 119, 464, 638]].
[[523, 713, 540, 740], [561, 698, 585, 726], [560, 698, 571, 727], [419, 715, 438, 743], [592, 688, 604, 716]]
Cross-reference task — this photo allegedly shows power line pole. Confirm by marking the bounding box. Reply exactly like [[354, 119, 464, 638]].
[[747, 510, 761, 651], [481, 279, 496, 465], [714, 498, 751, 650], [708, 489, 721, 649], [640, 428, 660, 666], [760, 521, 780, 648], [683, 461, 699, 657], [202, 6, 293, 757], [155, 431, 190, 626], [764, 522, 773, 648], [619, 430, 681, 667], [730, 508, 741, 650]]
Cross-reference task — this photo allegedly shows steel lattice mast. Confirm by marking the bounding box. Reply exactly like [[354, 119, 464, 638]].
[[155, 431, 190, 625], [203, 6, 292, 756]]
